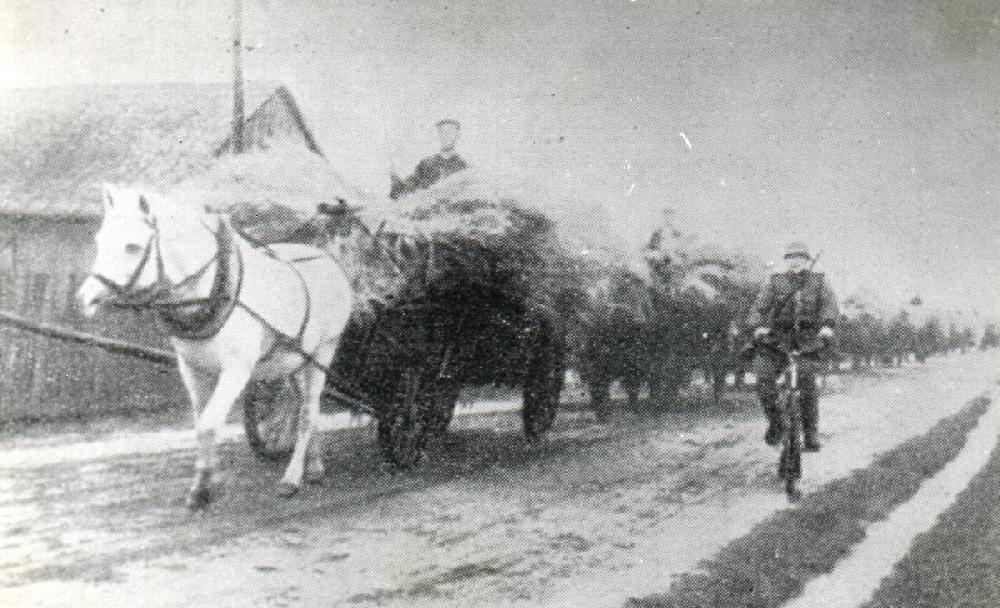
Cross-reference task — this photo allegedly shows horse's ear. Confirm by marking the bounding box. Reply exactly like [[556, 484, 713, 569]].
[[101, 184, 114, 210], [138, 194, 150, 215]]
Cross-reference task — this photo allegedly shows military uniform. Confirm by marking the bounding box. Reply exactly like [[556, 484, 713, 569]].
[[747, 270, 839, 448], [389, 152, 468, 200]]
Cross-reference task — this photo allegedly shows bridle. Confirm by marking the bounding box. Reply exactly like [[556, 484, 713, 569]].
[[89, 205, 380, 413], [90, 216, 222, 310]]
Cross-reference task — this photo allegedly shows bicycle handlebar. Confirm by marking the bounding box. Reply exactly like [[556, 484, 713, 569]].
[[746, 332, 834, 359]]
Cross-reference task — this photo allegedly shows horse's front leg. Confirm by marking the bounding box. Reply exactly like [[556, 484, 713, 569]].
[[176, 359, 215, 509], [186, 361, 256, 510]]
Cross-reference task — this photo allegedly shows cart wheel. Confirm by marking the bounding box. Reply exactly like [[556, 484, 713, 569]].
[[377, 411, 426, 470], [243, 379, 298, 461], [523, 308, 566, 440], [377, 369, 429, 470]]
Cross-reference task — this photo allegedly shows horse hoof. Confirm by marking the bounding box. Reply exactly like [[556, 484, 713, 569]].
[[276, 482, 300, 498], [305, 470, 325, 485]]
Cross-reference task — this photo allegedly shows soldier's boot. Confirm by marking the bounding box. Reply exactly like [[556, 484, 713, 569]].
[[801, 388, 821, 452], [757, 383, 784, 446]]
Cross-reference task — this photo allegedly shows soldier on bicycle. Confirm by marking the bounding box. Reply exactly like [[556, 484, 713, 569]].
[[747, 242, 839, 452]]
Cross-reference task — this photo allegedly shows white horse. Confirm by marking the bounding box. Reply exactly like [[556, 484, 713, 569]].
[[78, 185, 353, 509]]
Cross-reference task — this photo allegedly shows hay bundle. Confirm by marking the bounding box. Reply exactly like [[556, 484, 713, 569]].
[[171, 148, 597, 315], [173, 144, 354, 217], [169, 148, 654, 419]]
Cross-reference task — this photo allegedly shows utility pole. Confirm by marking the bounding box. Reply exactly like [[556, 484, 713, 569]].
[[232, 0, 246, 153]]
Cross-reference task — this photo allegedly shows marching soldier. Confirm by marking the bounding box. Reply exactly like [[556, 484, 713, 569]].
[[747, 241, 839, 452], [390, 119, 468, 200]]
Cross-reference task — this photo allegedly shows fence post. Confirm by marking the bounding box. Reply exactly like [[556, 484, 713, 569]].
[[26, 272, 53, 413], [0, 269, 11, 418]]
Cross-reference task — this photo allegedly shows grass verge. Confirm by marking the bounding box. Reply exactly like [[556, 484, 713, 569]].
[[863, 419, 1000, 607], [627, 395, 991, 608]]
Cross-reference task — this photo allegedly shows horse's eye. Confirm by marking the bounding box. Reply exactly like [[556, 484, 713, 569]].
[[125, 243, 144, 255]]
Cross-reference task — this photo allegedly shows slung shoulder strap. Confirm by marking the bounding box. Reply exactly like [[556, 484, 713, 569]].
[[814, 272, 825, 316]]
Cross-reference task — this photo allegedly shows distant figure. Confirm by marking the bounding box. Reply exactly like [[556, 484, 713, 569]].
[[747, 241, 839, 452], [389, 119, 468, 200]]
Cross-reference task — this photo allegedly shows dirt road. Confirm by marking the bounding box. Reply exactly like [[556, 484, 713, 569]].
[[2, 350, 998, 608]]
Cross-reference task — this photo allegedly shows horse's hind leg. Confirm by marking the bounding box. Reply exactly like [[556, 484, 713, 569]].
[[278, 357, 330, 496], [305, 426, 326, 485]]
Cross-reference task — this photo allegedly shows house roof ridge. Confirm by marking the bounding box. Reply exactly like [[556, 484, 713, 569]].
[[0, 82, 323, 218]]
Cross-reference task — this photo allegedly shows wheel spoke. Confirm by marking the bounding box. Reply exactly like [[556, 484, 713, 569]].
[[244, 379, 298, 459]]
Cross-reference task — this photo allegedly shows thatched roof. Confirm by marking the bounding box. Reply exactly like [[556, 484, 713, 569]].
[[0, 82, 318, 218]]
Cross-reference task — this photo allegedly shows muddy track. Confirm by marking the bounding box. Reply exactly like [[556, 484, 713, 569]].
[[1, 405, 754, 588], [5, 353, 999, 608]]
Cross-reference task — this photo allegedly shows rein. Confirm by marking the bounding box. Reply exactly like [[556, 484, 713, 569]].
[[93, 216, 223, 312], [92, 217, 164, 305], [91, 212, 378, 415]]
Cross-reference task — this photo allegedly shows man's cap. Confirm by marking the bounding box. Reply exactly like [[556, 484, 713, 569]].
[[783, 241, 812, 260], [435, 118, 461, 129]]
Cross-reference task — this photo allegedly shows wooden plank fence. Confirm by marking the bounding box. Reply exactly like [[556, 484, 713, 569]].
[[0, 268, 185, 424]]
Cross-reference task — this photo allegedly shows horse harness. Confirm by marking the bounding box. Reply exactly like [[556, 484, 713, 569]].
[[94, 216, 246, 339], [156, 222, 243, 341], [91, 215, 218, 313], [91, 216, 377, 414]]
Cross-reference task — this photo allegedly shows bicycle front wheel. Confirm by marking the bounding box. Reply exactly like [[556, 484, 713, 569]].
[[779, 390, 803, 483]]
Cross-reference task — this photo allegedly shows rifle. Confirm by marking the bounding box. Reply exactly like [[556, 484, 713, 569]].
[[769, 250, 823, 331]]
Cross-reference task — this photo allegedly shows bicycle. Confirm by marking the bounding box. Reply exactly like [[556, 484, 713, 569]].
[[751, 335, 830, 502]]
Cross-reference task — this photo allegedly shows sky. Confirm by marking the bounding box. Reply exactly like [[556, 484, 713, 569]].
[[2, 0, 1000, 319]]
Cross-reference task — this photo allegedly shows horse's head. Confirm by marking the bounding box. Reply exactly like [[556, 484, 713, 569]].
[[77, 184, 161, 317]]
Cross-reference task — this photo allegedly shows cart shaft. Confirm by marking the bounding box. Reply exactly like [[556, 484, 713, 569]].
[[0, 309, 177, 366]]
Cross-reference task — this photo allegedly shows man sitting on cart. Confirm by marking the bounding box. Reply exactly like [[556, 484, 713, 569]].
[[747, 241, 839, 452], [390, 119, 468, 200]]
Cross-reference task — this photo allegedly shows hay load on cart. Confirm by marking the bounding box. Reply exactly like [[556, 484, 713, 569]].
[[172, 148, 596, 467]]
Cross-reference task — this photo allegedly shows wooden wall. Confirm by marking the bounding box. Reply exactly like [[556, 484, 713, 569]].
[[0, 215, 184, 423]]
